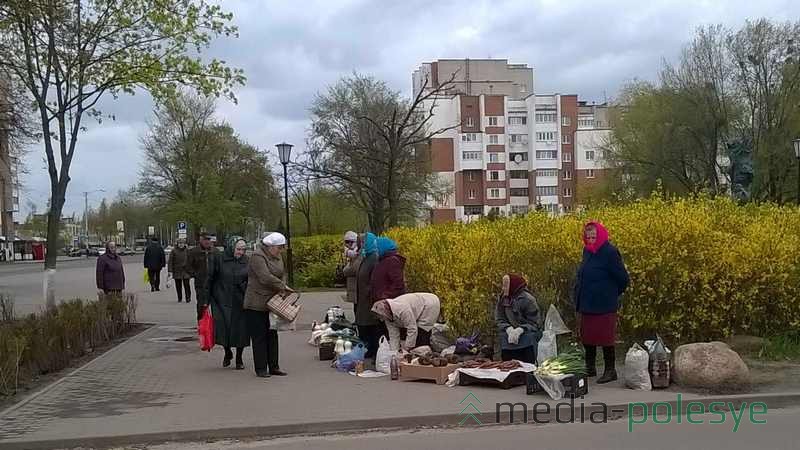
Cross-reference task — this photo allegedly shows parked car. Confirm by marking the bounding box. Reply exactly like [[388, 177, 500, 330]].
[[164, 245, 174, 254], [118, 247, 137, 256], [69, 247, 100, 257]]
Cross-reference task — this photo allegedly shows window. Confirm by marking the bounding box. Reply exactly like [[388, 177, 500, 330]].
[[488, 116, 499, 126], [489, 135, 499, 144], [511, 205, 529, 215], [536, 150, 557, 160], [562, 116, 571, 127], [461, 133, 478, 142], [509, 170, 528, 179], [465, 117, 475, 128], [468, 189, 477, 199], [510, 134, 528, 145], [466, 171, 476, 181], [585, 150, 596, 161], [489, 207, 501, 216], [488, 153, 502, 163], [536, 132, 555, 141], [564, 187, 573, 197], [464, 205, 483, 216], [563, 170, 572, 180], [508, 116, 527, 125], [510, 188, 529, 197], [545, 203, 560, 214], [537, 186, 558, 196], [586, 169, 595, 178], [563, 152, 572, 162], [489, 188, 501, 199], [510, 152, 528, 162], [462, 151, 481, 160], [535, 113, 557, 123], [489, 171, 500, 181], [563, 205, 571, 212], [562, 134, 571, 144], [537, 169, 558, 177], [578, 118, 594, 128]]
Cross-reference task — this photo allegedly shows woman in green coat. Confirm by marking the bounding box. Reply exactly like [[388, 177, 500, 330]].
[[206, 236, 250, 369]]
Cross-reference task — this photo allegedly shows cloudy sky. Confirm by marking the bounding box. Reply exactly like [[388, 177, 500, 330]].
[[18, 0, 800, 217]]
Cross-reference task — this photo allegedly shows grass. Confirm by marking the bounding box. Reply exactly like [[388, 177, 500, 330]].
[[758, 332, 800, 361]]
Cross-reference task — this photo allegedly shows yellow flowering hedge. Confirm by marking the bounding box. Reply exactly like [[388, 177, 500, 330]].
[[387, 196, 800, 343]]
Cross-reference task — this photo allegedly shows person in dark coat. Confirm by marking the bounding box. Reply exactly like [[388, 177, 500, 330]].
[[96, 241, 125, 296], [168, 238, 192, 303], [205, 236, 250, 370], [188, 233, 219, 320], [574, 221, 630, 384], [143, 237, 166, 292], [354, 233, 380, 359], [495, 274, 542, 364], [370, 236, 406, 350]]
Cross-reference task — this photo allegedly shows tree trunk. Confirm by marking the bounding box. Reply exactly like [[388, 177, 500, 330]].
[[43, 185, 66, 309]]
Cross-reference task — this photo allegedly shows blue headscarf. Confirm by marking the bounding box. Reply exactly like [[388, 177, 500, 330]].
[[376, 237, 397, 258], [361, 232, 378, 257]]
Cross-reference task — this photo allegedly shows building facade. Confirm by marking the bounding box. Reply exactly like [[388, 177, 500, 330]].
[[416, 59, 613, 223], [0, 87, 20, 260]]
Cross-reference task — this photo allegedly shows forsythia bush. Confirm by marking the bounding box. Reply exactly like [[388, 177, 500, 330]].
[[293, 235, 342, 288], [388, 196, 800, 343]]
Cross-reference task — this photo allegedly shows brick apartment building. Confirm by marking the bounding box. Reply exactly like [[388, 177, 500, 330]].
[[413, 59, 613, 223]]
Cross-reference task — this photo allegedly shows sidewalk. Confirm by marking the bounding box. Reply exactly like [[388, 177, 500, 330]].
[[1, 291, 798, 449]]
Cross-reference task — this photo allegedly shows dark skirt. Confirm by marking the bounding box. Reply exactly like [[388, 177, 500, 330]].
[[580, 312, 617, 347]]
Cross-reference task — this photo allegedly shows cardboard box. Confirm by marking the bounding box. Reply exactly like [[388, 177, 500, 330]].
[[399, 362, 459, 385]]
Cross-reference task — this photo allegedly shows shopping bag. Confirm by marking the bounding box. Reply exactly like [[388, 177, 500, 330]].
[[335, 343, 366, 372], [166, 274, 173, 289], [269, 312, 297, 331], [375, 336, 395, 374], [266, 292, 301, 323], [198, 305, 214, 352], [537, 305, 572, 365], [143, 269, 150, 285], [624, 343, 652, 391]]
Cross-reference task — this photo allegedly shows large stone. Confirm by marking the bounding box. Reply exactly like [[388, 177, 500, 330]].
[[673, 342, 750, 388]]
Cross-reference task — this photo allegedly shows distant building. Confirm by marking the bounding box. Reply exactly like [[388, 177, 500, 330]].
[[0, 85, 20, 260]]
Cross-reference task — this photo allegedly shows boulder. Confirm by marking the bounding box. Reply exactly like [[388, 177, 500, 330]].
[[673, 342, 750, 388]]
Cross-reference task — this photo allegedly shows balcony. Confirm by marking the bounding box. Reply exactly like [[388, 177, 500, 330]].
[[509, 178, 529, 189], [460, 151, 483, 170]]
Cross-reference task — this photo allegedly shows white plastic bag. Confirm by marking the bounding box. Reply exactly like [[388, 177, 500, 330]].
[[624, 343, 652, 391], [270, 312, 297, 332], [537, 305, 572, 365], [375, 336, 395, 374], [533, 373, 569, 400]]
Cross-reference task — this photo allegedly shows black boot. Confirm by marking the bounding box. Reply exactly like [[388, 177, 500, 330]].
[[235, 347, 244, 370], [223, 348, 233, 368], [584, 344, 597, 377], [597, 346, 618, 384]]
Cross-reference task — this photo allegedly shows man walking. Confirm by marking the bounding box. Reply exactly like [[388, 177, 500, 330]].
[[188, 232, 219, 319], [168, 238, 192, 302], [143, 237, 166, 292]]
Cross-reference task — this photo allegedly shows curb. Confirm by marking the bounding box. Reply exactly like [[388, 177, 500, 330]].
[[2, 392, 800, 450]]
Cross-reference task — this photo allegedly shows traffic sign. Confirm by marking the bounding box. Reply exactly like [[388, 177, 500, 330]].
[[177, 221, 187, 231]]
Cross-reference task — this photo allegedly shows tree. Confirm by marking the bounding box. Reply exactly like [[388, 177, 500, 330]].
[[306, 72, 458, 234], [138, 93, 280, 240], [0, 0, 244, 306]]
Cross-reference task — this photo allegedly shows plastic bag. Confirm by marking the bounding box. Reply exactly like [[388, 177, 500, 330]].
[[324, 306, 346, 323], [270, 312, 296, 332], [410, 345, 432, 356], [455, 333, 480, 355], [166, 274, 173, 289], [537, 305, 572, 365], [440, 345, 456, 356], [143, 269, 150, 285], [335, 343, 366, 372], [376, 336, 396, 374], [430, 323, 453, 353], [533, 373, 569, 400], [624, 343, 652, 391], [198, 306, 214, 352], [645, 335, 671, 389]]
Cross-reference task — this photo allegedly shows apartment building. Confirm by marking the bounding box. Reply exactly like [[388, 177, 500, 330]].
[[416, 59, 613, 223], [1, 87, 20, 260]]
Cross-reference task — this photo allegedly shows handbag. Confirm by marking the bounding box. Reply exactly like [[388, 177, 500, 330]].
[[266, 292, 302, 323], [198, 305, 214, 352]]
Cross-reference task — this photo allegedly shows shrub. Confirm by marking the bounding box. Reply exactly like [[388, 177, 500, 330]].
[[293, 235, 342, 288], [387, 196, 800, 344], [0, 293, 138, 397]]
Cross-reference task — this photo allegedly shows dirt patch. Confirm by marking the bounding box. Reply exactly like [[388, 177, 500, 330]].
[[0, 323, 152, 411]]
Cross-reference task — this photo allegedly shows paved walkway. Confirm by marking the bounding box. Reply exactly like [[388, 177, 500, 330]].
[[1, 290, 798, 448]]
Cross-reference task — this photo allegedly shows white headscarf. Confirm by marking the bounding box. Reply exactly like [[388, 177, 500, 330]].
[[262, 232, 286, 246], [344, 231, 357, 242]]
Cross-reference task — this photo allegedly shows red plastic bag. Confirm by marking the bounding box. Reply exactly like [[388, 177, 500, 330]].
[[198, 305, 214, 352]]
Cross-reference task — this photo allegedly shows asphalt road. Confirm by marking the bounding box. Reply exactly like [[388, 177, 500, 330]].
[[141, 407, 799, 450]]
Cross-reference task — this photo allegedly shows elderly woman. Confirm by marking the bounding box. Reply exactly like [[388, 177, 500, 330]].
[[371, 293, 441, 352], [353, 232, 381, 359], [206, 236, 250, 370], [341, 231, 360, 305], [574, 221, 630, 384], [495, 274, 542, 364], [168, 238, 192, 303], [243, 232, 291, 378], [370, 237, 406, 303], [96, 241, 125, 296]]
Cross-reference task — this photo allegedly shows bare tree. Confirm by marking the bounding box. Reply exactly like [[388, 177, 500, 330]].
[[306, 72, 459, 233]]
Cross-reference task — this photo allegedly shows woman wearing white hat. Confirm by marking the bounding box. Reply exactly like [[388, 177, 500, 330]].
[[243, 232, 292, 378]]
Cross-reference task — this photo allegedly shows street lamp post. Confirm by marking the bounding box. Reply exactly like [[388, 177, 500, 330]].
[[793, 138, 800, 205], [276, 142, 294, 285]]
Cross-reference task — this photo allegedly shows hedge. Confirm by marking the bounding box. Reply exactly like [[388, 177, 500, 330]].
[[293, 235, 342, 288], [387, 196, 800, 343], [0, 293, 138, 397]]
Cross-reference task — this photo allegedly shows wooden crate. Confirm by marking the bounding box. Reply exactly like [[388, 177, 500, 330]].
[[399, 363, 459, 385]]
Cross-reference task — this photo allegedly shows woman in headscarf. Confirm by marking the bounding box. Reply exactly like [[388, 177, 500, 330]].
[[371, 293, 440, 352], [495, 274, 542, 364], [96, 241, 125, 297], [341, 231, 360, 305], [206, 236, 250, 369], [574, 221, 630, 384], [370, 236, 406, 349], [243, 232, 291, 378], [354, 232, 381, 359]]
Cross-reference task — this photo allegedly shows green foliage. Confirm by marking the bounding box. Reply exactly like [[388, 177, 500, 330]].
[[758, 332, 800, 361], [291, 234, 345, 289]]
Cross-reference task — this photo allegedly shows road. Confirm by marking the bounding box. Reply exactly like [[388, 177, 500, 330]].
[[139, 407, 799, 450]]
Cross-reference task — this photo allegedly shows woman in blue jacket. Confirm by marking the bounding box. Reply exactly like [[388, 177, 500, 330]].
[[574, 221, 629, 384]]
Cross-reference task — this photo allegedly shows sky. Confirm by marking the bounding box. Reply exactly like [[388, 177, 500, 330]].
[[16, 0, 800, 218]]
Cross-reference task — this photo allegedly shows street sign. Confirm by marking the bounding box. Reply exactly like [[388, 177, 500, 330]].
[[177, 221, 187, 231], [116, 221, 124, 232], [148, 226, 155, 236]]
